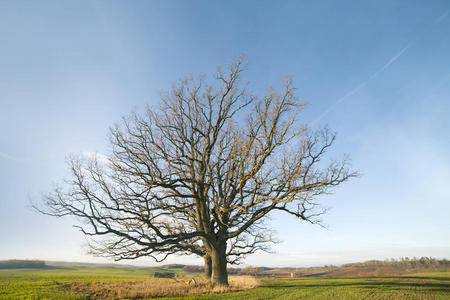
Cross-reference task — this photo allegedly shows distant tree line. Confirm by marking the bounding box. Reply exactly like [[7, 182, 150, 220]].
[[165, 257, 450, 277], [342, 257, 450, 269], [0, 260, 46, 269], [209, 257, 450, 278], [161, 264, 186, 269], [177, 264, 241, 275]]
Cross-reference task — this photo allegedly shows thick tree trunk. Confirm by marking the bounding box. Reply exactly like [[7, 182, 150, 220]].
[[203, 254, 212, 279], [210, 243, 228, 286]]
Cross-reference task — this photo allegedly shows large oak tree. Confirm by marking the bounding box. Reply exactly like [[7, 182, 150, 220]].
[[38, 57, 357, 285]]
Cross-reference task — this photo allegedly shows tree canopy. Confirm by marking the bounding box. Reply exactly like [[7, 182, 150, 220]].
[[37, 57, 357, 285]]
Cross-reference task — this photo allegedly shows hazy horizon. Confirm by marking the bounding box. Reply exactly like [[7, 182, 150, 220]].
[[1, 0, 449, 268], [3, 256, 450, 269]]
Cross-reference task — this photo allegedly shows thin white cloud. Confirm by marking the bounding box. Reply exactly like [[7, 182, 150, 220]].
[[0, 151, 20, 162], [82, 151, 110, 164]]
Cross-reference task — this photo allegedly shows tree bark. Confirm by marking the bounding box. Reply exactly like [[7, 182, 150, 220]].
[[203, 254, 212, 279], [210, 243, 228, 286]]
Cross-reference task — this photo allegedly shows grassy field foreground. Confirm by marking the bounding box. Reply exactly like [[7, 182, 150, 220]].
[[0, 267, 449, 299]]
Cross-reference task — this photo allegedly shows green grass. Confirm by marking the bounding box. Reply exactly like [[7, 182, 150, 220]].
[[174, 274, 450, 300], [0, 266, 162, 299], [0, 267, 449, 299]]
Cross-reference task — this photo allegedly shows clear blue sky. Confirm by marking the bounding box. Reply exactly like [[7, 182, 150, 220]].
[[1, 0, 449, 267]]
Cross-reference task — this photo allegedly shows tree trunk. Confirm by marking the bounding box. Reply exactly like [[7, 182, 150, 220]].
[[210, 243, 228, 286], [204, 254, 212, 279]]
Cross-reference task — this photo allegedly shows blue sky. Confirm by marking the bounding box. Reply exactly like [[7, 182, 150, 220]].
[[0, 0, 449, 267]]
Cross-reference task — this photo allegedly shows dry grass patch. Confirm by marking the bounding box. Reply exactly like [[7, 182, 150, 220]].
[[64, 275, 259, 299]]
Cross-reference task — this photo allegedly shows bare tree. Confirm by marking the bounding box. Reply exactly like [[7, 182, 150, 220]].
[[36, 57, 357, 286]]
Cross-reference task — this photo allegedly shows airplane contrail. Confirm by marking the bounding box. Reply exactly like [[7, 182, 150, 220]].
[[312, 7, 449, 125], [434, 9, 450, 24], [312, 42, 413, 125]]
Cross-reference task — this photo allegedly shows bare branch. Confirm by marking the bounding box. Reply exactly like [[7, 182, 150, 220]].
[[36, 56, 357, 286]]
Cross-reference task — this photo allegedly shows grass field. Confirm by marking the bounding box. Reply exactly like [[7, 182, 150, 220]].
[[0, 266, 170, 299], [0, 267, 449, 299], [182, 273, 450, 300]]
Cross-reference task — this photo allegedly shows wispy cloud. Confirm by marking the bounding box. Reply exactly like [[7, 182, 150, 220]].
[[82, 151, 110, 164], [0, 151, 20, 162], [0, 151, 33, 165]]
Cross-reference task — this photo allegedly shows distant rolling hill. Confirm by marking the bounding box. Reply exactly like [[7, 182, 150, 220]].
[[0, 260, 46, 269]]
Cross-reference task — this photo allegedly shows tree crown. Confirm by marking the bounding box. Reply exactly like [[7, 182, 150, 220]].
[[37, 57, 357, 265]]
